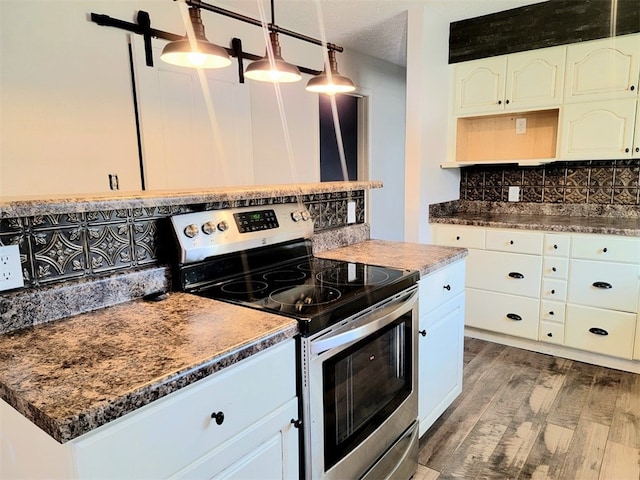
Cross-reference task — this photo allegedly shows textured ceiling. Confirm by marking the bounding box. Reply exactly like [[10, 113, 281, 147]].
[[213, 0, 546, 66]]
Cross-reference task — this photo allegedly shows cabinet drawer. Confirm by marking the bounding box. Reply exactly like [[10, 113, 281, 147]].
[[467, 250, 542, 298], [485, 229, 543, 255], [419, 260, 465, 317], [539, 321, 565, 345], [73, 341, 296, 479], [466, 289, 539, 340], [565, 304, 636, 359], [540, 300, 566, 323], [568, 260, 640, 312], [432, 224, 485, 249], [541, 278, 567, 302], [571, 235, 640, 264], [543, 257, 569, 280], [544, 234, 570, 257]]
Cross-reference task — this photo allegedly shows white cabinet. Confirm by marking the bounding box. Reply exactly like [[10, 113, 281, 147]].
[[1, 340, 299, 480], [559, 98, 638, 159], [564, 34, 640, 103], [418, 260, 465, 437], [454, 46, 566, 115], [431, 224, 640, 366]]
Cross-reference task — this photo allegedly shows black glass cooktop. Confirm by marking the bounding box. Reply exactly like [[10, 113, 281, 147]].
[[177, 241, 419, 335]]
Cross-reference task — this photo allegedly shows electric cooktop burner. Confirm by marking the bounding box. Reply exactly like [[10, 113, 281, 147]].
[[171, 204, 419, 335]]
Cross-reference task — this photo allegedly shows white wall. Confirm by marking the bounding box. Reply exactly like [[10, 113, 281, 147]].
[[403, 7, 461, 244], [0, 0, 408, 227]]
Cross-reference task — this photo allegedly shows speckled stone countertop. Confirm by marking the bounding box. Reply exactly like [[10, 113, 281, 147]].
[[0, 293, 297, 443], [430, 213, 640, 236], [0, 181, 381, 218], [316, 239, 467, 276]]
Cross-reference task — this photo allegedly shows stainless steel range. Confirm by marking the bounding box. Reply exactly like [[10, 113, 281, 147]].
[[170, 203, 420, 480]]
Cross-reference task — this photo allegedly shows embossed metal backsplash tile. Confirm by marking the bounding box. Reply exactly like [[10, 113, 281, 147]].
[[0, 192, 365, 289], [461, 160, 640, 205]]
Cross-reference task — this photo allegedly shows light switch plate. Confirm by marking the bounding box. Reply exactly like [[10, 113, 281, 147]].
[[0, 245, 24, 291], [508, 186, 520, 202], [347, 201, 356, 224]]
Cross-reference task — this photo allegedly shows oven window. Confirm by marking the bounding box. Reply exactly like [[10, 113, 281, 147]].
[[322, 312, 412, 470]]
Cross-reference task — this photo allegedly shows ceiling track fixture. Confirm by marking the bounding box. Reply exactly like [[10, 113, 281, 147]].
[[90, 0, 356, 94]]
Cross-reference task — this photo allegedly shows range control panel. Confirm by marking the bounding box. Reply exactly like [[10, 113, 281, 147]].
[[171, 204, 313, 264]]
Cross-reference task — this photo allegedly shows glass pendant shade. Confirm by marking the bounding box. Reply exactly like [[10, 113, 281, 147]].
[[161, 7, 231, 69], [245, 32, 302, 83], [306, 49, 356, 94]]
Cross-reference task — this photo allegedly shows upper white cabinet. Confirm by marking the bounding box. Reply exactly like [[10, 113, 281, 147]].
[[564, 34, 640, 103], [559, 98, 638, 159], [454, 46, 566, 116]]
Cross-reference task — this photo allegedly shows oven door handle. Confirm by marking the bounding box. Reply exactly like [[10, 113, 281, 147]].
[[310, 289, 417, 356]]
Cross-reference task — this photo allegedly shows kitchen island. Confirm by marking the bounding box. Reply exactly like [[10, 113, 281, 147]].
[[0, 239, 466, 478]]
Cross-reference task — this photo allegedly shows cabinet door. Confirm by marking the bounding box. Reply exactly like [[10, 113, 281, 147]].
[[418, 295, 464, 436], [559, 98, 637, 160], [454, 56, 506, 115], [564, 34, 640, 103], [505, 46, 566, 111]]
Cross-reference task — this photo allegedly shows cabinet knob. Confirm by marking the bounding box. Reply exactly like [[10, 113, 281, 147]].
[[510, 240, 514, 245], [602, 247, 608, 253], [547, 332, 553, 337], [635, 147, 639, 153], [505, 99, 510, 104], [552, 267, 557, 272], [443, 284, 451, 291], [631, 85, 636, 91], [211, 411, 225, 425], [291, 419, 303, 429], [553, 244, 558, 249], [456, 236, 461, 240], [626, 148, 630, 153], [551, 289, 556, 294], [419, 329, 427, 337], [498, 100, 502, 105], [549, 311, 555, 316]]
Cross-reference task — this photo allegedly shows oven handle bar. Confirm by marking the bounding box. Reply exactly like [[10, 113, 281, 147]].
[[310, 288, 418, 356]]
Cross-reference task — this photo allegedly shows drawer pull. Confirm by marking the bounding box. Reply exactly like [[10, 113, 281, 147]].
[[602, 247, 608, 253], [551, 289, 556, 294], [443, 284, 451, 291], [211, 411, 225, 425], [547, 332, 553, 337], [589, 327, 609, 336], [506, 313, 522, 321], [508, 272, 524, 279], [291, 419, 303, 429], [456, 236, 460, 240], [419, 329, 427, 337], [510, 240, 514, 245], [592, 281, 612, 289], [549, 311, 555, 316], [552, 267, 557, 272], [553, 244, 558, 250]]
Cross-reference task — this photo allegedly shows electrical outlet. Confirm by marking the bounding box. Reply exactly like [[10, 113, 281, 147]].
[[347, 201, 356, 224], [515, 118, 527, 135], [0, 245, 24, 291], [508, 186, 520, 202]]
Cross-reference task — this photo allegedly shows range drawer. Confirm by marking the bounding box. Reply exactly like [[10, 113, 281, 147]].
[[543, 234, 570, 258], [571, 235, 640, 264], [432, 224, 485, 249], [73, 340, 296, 479], [419, 260, 465, 323], [466, 289, 539, 340], [565, 304, 637, 359], [467, 250, 542, 298], [485, 229, 543, 255], [568, 259, 640, 312]]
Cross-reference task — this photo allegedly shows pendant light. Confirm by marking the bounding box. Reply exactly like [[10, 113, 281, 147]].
[[161, 7, 231, 69], [306, 49, 356, 95], [244, 0, 301, 83]]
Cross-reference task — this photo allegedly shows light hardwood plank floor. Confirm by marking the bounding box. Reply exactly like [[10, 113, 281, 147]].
[[417, 337, 640, 480]]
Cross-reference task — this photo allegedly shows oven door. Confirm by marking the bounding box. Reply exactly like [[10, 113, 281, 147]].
[[302, 286, 419, 480]]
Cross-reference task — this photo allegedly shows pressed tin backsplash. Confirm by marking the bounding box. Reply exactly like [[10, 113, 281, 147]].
[[460, 160, 640, 205], [0, 191, 365, 289]]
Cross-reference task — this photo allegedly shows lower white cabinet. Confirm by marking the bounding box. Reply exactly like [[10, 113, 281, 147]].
[[418, 260, 465, 437], [1, 339, 299, 480]]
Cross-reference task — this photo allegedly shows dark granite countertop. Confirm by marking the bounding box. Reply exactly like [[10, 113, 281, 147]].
[[0, 293, 297, 443], [316, 239, 468, 276], [430, 213, 640, 236]]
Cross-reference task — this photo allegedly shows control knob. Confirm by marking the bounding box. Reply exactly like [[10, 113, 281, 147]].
[[202, 221, 217, 235], [184, 224, 199, 238], [291, 211, 303, 222], [301, 209, 311, 221], [217, 220, 229, 232]]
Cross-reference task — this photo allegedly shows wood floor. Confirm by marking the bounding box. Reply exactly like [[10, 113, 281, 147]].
[[415, 337, 640, 480]]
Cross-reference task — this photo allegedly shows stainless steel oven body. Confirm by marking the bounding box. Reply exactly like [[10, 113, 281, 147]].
[[300, 285, 419, 480]]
